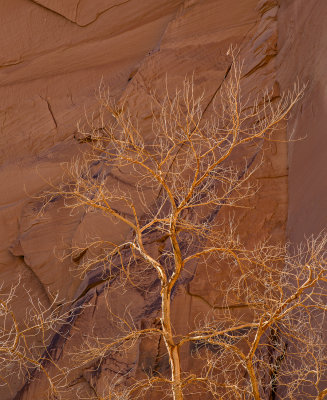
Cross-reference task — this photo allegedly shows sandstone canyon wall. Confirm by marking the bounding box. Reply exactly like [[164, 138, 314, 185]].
[[276, 0, 327, 243], [0, 0, 326, 399]]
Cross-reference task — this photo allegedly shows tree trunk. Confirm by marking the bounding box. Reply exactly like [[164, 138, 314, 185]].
[[247, 359, 261, 400], [161, 287, 183, 400]]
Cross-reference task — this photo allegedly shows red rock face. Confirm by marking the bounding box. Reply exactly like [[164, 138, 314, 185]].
[[0, 0, 325, 399], [276, 0, 327, 243]]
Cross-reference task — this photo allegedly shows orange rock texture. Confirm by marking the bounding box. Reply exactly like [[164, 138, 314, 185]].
[[0, 0, 326, 398]]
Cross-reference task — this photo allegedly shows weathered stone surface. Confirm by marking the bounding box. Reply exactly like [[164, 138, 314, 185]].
[[0, 0, 326, 398], [276, 0, 327, 243]]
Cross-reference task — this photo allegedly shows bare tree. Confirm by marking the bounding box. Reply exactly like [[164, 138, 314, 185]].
[[20, 55, 326, 399], [0, 280, 74, 398]]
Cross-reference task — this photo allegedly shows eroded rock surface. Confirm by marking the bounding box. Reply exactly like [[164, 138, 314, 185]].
[[0, 0, 325, 398]]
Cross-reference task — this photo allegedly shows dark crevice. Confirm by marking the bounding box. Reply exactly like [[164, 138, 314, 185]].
[[30, 0, 131, 28], [30, 0, 80, 26], [72, 247, 88, 263], [13, 293, 91, 400], [268, 327, 287, 400], [186, 285, 250, 310], [202, 62, 233, 116], [78, 0, 131, 28], [73, 276, 110, 304], [243, 53, 276, 78], [152, 334, 164, 376], [67, 374, 98, 398], [0, 59, 23, 69], [40, 95, 58, 128]]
